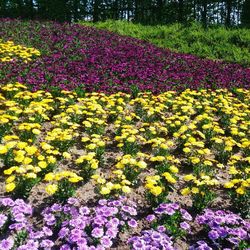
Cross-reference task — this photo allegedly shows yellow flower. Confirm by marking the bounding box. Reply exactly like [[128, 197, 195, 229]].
[[68, 176, 83, 183], [225, 146, 232, 152], [38, 161, 48, 169], [0, 145, 8, 154], [122, 185, 131, 193], [191, 187, 199, 194], [81, 137, 90, 142], [32, 128, 41, 135], [45, 184, 58, 195], [23, 157, 32, 165], [162, 172, 176, 184], [17, 142, 28, 149], [14, 154, 25, 163], [6, 175, 15, 183], [4, 166, 18, 175], [137, 161, 147, 169], [5, 182, 16, 192], [169, 165, 179, 174], [100, 186, 111, 195], [47, 156, 56, 164], [127, 136, 136, 143], [25, 146, 37, 155], [183, 174, 195, 181], [203, 160, 213, 166], [90, 160, 99, 169], [191, 157, 200, 164], [236, 187, 245, 195], [26, 173, 37, 179], [44, 173, 55, 181], [224, 182, 234, 188], [151, 186, 163, 196], [113, 184, 122, 189], [229, 166, 238, 175], [183, 147, 191, 153], [181, 187, 190, 195]]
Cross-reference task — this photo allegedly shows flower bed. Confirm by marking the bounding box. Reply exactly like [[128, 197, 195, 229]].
[[0, 19, 249, 93]]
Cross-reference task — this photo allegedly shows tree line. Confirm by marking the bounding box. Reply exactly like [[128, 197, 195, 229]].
[[0, 0, 249, 27]]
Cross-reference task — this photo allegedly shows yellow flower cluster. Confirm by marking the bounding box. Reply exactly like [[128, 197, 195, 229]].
[[44, 171, 83, 195], [75, 152, 99, 169], [181, 174, 220, 196], [223, 155, 250, 195], [0, 83, 249, 205], [145, 175, 163, 196], [0, 40, 40, 62], [92, 170, 132, 195]]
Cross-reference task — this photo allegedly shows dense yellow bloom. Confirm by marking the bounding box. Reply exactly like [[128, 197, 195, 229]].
[[0, 40, 40, 62], [100, 186, 111, 195], [181, 187, 190, 195], [224, 182, 234, 188], [5, 182, 16, 192], [0, 145, 7, 154], [150, 186, 163, 196], [45, 184, 58, 195]]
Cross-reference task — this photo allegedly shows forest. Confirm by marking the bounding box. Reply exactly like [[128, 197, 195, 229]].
[[0, 0, 250, 27]]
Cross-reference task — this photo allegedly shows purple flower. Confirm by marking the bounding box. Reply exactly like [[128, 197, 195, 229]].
[[40, 239, 54, 249], [79, 206, 90, 215], [100, 236, 113, 248], [208, 230, 220, 240], [59, 227, 69, 238], [42, 226, 53, 236], [180, 221, 190, 231], [13, 213, 26, 222], [132, 241, 145, 250], [228, 237, 240, 245], [43, 214, 56, 226], [146, 214, 156, 222], [0, 213, 8, 228], [157, 225, 166, 233], [0, 198, 15, 207], [98, 199, 107, 206], [60, 244, 71, 250], [91, 227, 104, 238], [128, 219, 138, 228], [67, 198, 79, 205], [0, 238, 14, 250]]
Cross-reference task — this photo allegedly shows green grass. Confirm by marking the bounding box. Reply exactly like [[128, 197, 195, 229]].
[[80, 20, 250, 66]]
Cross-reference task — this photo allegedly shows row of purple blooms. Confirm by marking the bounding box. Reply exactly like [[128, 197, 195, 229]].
[[0, 19, 250, 94], [0, 196, 249, 250]]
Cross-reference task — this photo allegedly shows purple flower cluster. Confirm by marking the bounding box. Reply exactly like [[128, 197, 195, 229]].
[[0, 19, 249, 93], [0, 197, 54, 250], [0, 196, 138, 250], [128, 228, 175, 250], [0, 197, 32, 232], [193, 209, 250, 249], [41, 196, 138, 249], [146, 203, 192, 237]]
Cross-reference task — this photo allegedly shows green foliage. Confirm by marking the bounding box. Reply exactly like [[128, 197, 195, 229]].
[[81, 20, 250, 66]]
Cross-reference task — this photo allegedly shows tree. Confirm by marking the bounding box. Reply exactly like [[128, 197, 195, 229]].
[[242, 0, 250, 27], [225, 0, 233, 26]]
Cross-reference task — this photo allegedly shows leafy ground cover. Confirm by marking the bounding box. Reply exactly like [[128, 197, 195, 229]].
[[0, 19, 250, 93], [0, 19, 249, 250], [82, 21, 250, 66]]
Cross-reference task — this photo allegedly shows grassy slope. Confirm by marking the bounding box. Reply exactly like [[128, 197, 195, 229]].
[[81, 20, 250, 66]]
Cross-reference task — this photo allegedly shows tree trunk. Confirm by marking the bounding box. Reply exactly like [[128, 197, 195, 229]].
[[225, 0, 232, 26], [178, 0, 184, 23], [93, 0, 100, 22], [201, 0, 208, 28]]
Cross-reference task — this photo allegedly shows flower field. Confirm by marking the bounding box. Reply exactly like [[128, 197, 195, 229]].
[[0, 19, 249, 250], [0, 19, 250, 93]]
